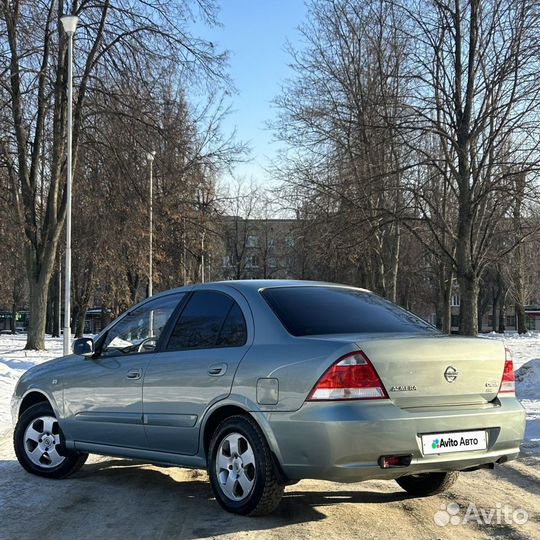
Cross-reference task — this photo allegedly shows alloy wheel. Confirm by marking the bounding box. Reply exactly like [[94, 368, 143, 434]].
[[215, 432, 256, 501], [23, 415, 66, 468]]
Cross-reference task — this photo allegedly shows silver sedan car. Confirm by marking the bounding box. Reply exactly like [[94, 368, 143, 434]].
[[12, 281, 525, 515]]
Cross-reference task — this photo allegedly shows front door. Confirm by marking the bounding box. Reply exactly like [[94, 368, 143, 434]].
[[62, 293, 184, 448], [143, 289, 252, 455]]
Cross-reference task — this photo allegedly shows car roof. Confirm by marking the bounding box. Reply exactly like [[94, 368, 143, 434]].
[[151, 279, 371, 299]]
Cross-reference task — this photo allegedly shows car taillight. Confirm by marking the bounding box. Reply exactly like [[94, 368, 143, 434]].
[[307, 351, 388, 401], [498, 348, 515, 394]]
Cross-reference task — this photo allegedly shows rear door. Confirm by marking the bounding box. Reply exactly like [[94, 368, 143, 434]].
[[142, 289, 253, 455]]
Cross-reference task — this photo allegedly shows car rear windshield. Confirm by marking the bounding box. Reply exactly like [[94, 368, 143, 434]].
[[261, 286, 437, 336]]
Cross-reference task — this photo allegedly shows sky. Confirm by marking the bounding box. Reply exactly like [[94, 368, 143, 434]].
[[193, 0, 308, 185]]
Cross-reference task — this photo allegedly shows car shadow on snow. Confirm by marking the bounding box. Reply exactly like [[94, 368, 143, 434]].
[[1, 457, 411, 540]]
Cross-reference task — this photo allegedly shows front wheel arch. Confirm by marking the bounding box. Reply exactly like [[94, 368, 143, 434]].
[[18, 391, 52, 418]]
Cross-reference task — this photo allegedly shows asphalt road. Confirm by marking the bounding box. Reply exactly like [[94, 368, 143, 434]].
[[0, 431, 538, 540]]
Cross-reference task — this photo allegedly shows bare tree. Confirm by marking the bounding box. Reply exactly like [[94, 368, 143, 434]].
[[272, 0, 410, 300], [396, 0, 540, 334], [0, 0, 228, 348]]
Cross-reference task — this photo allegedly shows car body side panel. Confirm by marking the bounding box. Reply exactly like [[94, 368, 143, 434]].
[[61, 353, 152, 448], [141, 284, 256, 455], [231, 341, 354, 412], [11, 355, 74, 425], [142, 347, 250, 454]]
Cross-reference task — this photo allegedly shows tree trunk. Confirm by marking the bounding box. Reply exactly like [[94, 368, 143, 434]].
[[75, 306, 87, 338], [477, 295, 484, 334], [498, 302, 506, 334], [46, 287, 53, 335], [71, 305, 79, 335], [441, 273, 453, 335], [26, 273, 50, 350], [515, 303, 527, 335], [388, 223, 400, 304], [24, 240, 58, 350], [10, 302, 17, 334], [458, 275, 479, 336], [491, 287, 499, 332]]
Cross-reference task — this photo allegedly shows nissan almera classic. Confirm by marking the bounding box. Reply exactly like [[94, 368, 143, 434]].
[[11, 281, 525, 515]]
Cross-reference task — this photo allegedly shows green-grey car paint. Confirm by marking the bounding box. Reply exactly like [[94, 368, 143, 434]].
[[11, 280, 525, 482]]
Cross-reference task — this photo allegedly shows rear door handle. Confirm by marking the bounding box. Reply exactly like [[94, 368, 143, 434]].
[[208, 363, 227, 377], [126, 369, 142, 380]]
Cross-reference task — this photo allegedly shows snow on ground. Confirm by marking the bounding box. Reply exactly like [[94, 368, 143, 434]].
[[480, 331, 540, 452], [0, 332, 538, 450], [0, 334, 63, 431]]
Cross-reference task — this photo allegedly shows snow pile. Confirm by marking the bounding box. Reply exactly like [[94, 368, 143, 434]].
[[0, 335, 63, 431], [480, 331, 540, 452], [515, 359, 540, 449]]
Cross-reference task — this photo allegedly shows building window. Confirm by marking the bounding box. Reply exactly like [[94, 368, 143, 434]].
[[222, 255, 232, 267], [451, 315, 460, 328], [268, 257, 277, 268], [506, 315, 516, 328], [451, 295, 460, 307], [247, 235, 259, 248], [246, 255, 259, 268], [268, 238, 276, 248], [284, 236, 295, 248]]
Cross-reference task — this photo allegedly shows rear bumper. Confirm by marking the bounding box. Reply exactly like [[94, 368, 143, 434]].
[[256, 396, 525, 482]]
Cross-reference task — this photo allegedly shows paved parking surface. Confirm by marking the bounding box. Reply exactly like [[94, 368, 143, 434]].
[[1, 431, 538, 540]]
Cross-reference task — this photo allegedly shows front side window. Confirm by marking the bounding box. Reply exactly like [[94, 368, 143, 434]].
[[167, 291, 247, 350], [101, 293, 184, 355]]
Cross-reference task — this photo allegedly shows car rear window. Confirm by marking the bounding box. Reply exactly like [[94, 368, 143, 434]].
[[261, 286, 437, 336]]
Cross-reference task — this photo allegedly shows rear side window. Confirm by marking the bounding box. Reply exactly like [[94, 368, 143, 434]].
[[216, 303, 247, 347], [261, 286, 437, 336], [167, 291, 247, 350]]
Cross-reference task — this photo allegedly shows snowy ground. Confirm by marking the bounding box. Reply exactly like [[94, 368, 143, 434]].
[[0, 334, 63, 431], [479, 331, 540, 452]]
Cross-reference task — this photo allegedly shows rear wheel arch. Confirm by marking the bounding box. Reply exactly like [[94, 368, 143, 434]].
[[202, 405, 249, 456], [207, 414, 285, 515], [201, 404, 289, 484]]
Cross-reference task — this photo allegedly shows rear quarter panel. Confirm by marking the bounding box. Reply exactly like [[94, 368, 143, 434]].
[[232, 340, 354, 412]]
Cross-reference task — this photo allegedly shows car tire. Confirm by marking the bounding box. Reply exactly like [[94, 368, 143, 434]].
[[395, 471, 459, 496], [13, 403, 88, 479], [208, 414, 284, 516]]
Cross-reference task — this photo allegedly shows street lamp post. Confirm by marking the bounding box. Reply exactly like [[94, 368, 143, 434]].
[[61, 15, 78, 356], [147, 151, 156, 297]]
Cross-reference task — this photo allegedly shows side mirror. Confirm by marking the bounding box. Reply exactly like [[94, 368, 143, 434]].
[[73, 337, 95, 357]]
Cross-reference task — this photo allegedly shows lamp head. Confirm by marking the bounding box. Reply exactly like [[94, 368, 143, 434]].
[[147, 151, 156, 162], [61, 15, 79, 35]]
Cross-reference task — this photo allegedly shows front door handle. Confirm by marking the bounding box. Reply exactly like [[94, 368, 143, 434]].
[[126, 369, 142, 380], [208, 363, 227, 377]]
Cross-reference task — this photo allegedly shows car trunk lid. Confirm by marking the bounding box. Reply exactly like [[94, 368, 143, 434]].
[[356, 335, 505, 408]]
